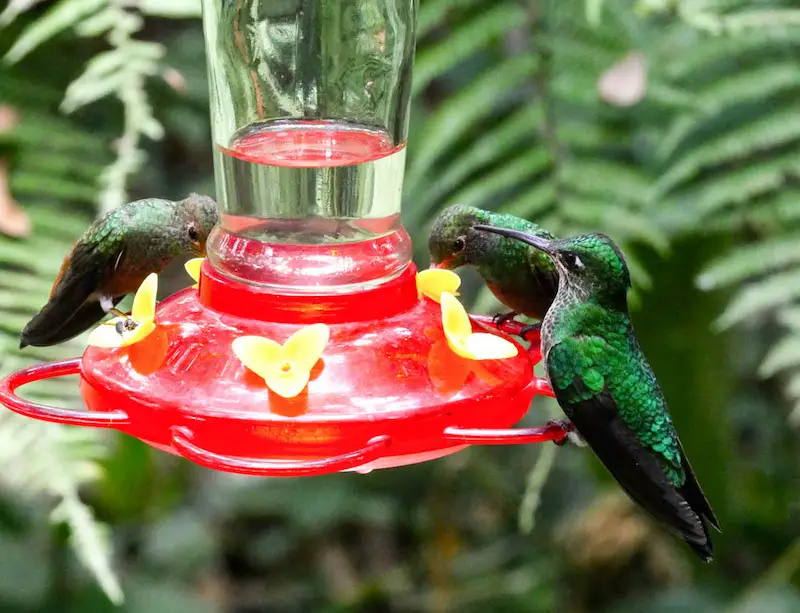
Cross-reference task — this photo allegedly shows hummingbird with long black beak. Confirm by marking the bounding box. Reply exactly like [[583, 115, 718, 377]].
[[20, 194, 219, 348], [428, 205, 559, 332], [474, 225, 720, 561]]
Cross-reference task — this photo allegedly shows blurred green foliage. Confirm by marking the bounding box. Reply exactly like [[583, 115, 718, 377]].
[[1, 0, 800, 612]]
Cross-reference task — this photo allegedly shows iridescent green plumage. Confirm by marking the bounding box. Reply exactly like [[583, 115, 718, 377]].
[[428, 205, 558, 321], [20, 194, 218, 348], [474, 227, 719, 562]]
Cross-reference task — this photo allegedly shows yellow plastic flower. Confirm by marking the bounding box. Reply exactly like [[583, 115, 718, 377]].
[[232, 324, 330, 398], [416, 268, 461, 303], [86, 273, 157, 348], [440, 292, 518, 360], [185, 257, 204, 288]]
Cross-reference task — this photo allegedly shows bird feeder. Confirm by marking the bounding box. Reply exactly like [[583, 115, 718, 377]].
[[0, 0, 566, 476]]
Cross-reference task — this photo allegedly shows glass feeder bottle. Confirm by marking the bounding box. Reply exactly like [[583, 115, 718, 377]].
[[202, 0, 416, 291]]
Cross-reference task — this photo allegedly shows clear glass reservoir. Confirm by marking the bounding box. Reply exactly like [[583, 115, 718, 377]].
[[202, 0, 417, 292]]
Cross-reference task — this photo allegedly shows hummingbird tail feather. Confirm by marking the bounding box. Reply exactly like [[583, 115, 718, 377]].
[[685, 532, 714, 563], [20, 299, 118, 348], [676, 443, 721, 533], [559, 390, 715, 562]]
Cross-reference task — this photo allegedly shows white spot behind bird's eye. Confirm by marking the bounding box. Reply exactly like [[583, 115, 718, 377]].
[[574, 255, 584, 269]]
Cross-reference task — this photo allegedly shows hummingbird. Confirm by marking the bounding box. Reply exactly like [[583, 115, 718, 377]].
[[428, 205, 558, 332], [474, 225, 720, 561], [20, 194, 219, 348]]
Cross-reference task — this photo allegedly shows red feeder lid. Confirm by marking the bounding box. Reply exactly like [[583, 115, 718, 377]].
[[0, 261, 565, 476]]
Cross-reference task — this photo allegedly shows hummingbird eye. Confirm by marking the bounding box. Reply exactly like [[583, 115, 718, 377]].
[[453, 236, 466, 253], [188, 224, 199, 242], [564, 252, 584, 270]]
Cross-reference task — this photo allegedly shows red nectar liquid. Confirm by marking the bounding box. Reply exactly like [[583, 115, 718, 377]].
[[208, 120, 411, 291]]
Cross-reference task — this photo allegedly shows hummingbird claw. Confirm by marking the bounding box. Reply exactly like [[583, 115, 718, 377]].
[[519, 323, 541, 341], [547, 419, 582, 447], [492, 311, 518, 328], [114, 318, 138, 335]]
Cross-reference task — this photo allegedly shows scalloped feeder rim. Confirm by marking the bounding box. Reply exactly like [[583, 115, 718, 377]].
[[0, 261, 565, 477]]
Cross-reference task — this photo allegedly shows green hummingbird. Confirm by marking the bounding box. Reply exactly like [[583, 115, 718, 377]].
[[428, 205, 558, 331], [474, 225, 720, 561], [20, 194, 219, 348]]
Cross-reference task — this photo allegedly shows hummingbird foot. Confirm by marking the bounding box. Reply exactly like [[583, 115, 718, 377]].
[[519, 323, 541, 341], [492, 311, 518, 328], [101, 307, 138, 335], [547, 419, 584, 447], [114, 318, 138, 335]]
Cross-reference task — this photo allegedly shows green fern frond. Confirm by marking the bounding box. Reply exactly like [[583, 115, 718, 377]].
[[412, 3, 526, 96], [698, 235, 800, 290], [654, 104, 800, 198], [3, 0, 197, 215], [0, 410, 122, 604], [664, 22, 800, 81], [407, 54, 538, 187], [713, 269, 800, 330], [446, 150, 551, 210], [411, 106, 543, 214], [658, 62, 800, 160], [417, 0, 486, 38], [51, 487, 123, 605], [759, 335, 800, 378], [2, 0, 106, 62]]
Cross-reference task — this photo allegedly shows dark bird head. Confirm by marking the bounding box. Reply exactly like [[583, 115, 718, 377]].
[[428, 204, 500, 269], [474, 226, 631, 309], [177, 193, 219, 256]]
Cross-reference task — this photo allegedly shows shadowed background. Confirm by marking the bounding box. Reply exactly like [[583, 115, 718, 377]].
[[0, 1, 799, 612]]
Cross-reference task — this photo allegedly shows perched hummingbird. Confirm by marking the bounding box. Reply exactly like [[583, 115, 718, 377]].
[[428, 205, 558, 328], [20, 194, 219, 348], [474, 225, 720, 561]]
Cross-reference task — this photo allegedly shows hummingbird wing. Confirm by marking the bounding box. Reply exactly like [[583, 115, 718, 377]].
[[547, 338, 716, 561], [19, 234, 126, 347]]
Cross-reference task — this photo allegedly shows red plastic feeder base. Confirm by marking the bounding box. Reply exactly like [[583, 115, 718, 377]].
[[0, 262, 564, 477]]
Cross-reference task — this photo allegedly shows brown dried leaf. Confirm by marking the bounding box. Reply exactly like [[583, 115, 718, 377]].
[[598, 51, 647, 107], [162, 68, 187, 93], [0, 106, 19, 132], [0, 159, 31, 239]]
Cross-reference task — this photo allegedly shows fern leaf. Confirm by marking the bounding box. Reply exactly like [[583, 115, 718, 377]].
[[499, 180, 557, 219], [759, 336, 800, 378], [412, 3, 525, 96], [714, 269, 800, 330], [0, 410, 121, 603], [407, 54, 538, 186], [3, 0, 107, 63], [73, 7, 116, 36], [138, 0, 200, 19], [653, 104, 800, 197], [445, 149, 551, 210], [722, 9, 800, 33], [665, 27, 800, 82], [0, 0, 49, 27], [408, 105, 542, 212], [778, 307, 800, 330], [560, 159, 650, 206], [417, 0, 485, 39], [658, 62, 800, 160], [698, 235, 800, 290], [51, 488, 123, 605], [667, 153, 800, 222]]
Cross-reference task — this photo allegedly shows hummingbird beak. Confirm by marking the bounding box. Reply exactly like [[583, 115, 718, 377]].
[[473, 225, 558, 257]]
